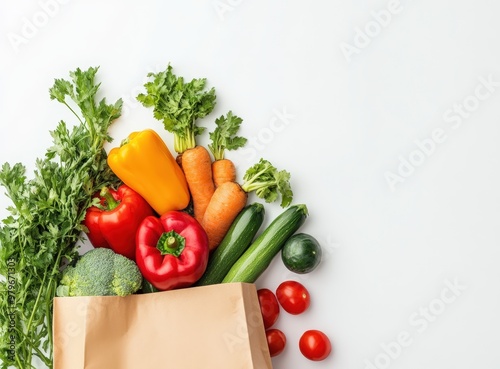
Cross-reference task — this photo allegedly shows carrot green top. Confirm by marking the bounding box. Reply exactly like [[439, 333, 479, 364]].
[[137, 65, 216, 154], [208, 111, 247, 161], [241, 158, 293, 208]]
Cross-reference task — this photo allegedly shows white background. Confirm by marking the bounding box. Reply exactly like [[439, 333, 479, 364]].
[[1, 1, 500, 368]]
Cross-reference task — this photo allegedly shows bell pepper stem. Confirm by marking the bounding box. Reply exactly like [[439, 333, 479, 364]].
[[100, 187, 120, 210], [166, 236, 178, 249], [120, 137, 130, 147], [157, 231, 186, 257]]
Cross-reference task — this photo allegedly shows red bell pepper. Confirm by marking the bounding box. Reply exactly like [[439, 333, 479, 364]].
[[135, 211, 209, 291], [84, 184, 154, 260]]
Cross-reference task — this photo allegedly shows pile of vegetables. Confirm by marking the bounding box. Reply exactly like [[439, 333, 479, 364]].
[[0, 65, 330, 369]]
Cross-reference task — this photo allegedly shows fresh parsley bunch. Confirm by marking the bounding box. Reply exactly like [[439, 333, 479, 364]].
[[0, 67, 122, 369]]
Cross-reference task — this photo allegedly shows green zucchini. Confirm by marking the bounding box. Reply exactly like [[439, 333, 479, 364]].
[[196, 203, 265, 286], [222, 204, 308, 283]]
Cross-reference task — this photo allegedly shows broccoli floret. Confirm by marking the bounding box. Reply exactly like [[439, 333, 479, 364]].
[[56, 248, 142, 297]]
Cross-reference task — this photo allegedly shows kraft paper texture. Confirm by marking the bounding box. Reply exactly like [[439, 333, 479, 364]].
[[53, 282, 272, 369]]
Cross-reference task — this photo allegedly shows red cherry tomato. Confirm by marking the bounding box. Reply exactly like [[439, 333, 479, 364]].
[[257, 288, 280, 328], [266, 328, 286, 357], [275, 280, 310, 315], [299, 330, 332, 361]]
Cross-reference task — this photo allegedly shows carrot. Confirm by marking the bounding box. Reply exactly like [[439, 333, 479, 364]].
[[202, 158, 294, 251], [176, 154, 183, 169], [181, 145, 215, 222], [212, 159, 236, 187], [202, 181, 248, 250], [208, 111, 247, 187]]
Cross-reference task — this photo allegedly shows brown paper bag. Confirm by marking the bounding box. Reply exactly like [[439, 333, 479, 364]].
[[53, 282, 273, 369]]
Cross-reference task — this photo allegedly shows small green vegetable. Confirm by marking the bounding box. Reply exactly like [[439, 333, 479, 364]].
[[197, 203, 265, 286], [281, 233, 322, 274], [241, 158, 293, 208], [56, 248, 142, 297], [222, 204, 308, 283]]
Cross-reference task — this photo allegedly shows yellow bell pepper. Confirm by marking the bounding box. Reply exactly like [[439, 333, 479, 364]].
[[107, 129, 190, 215]]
